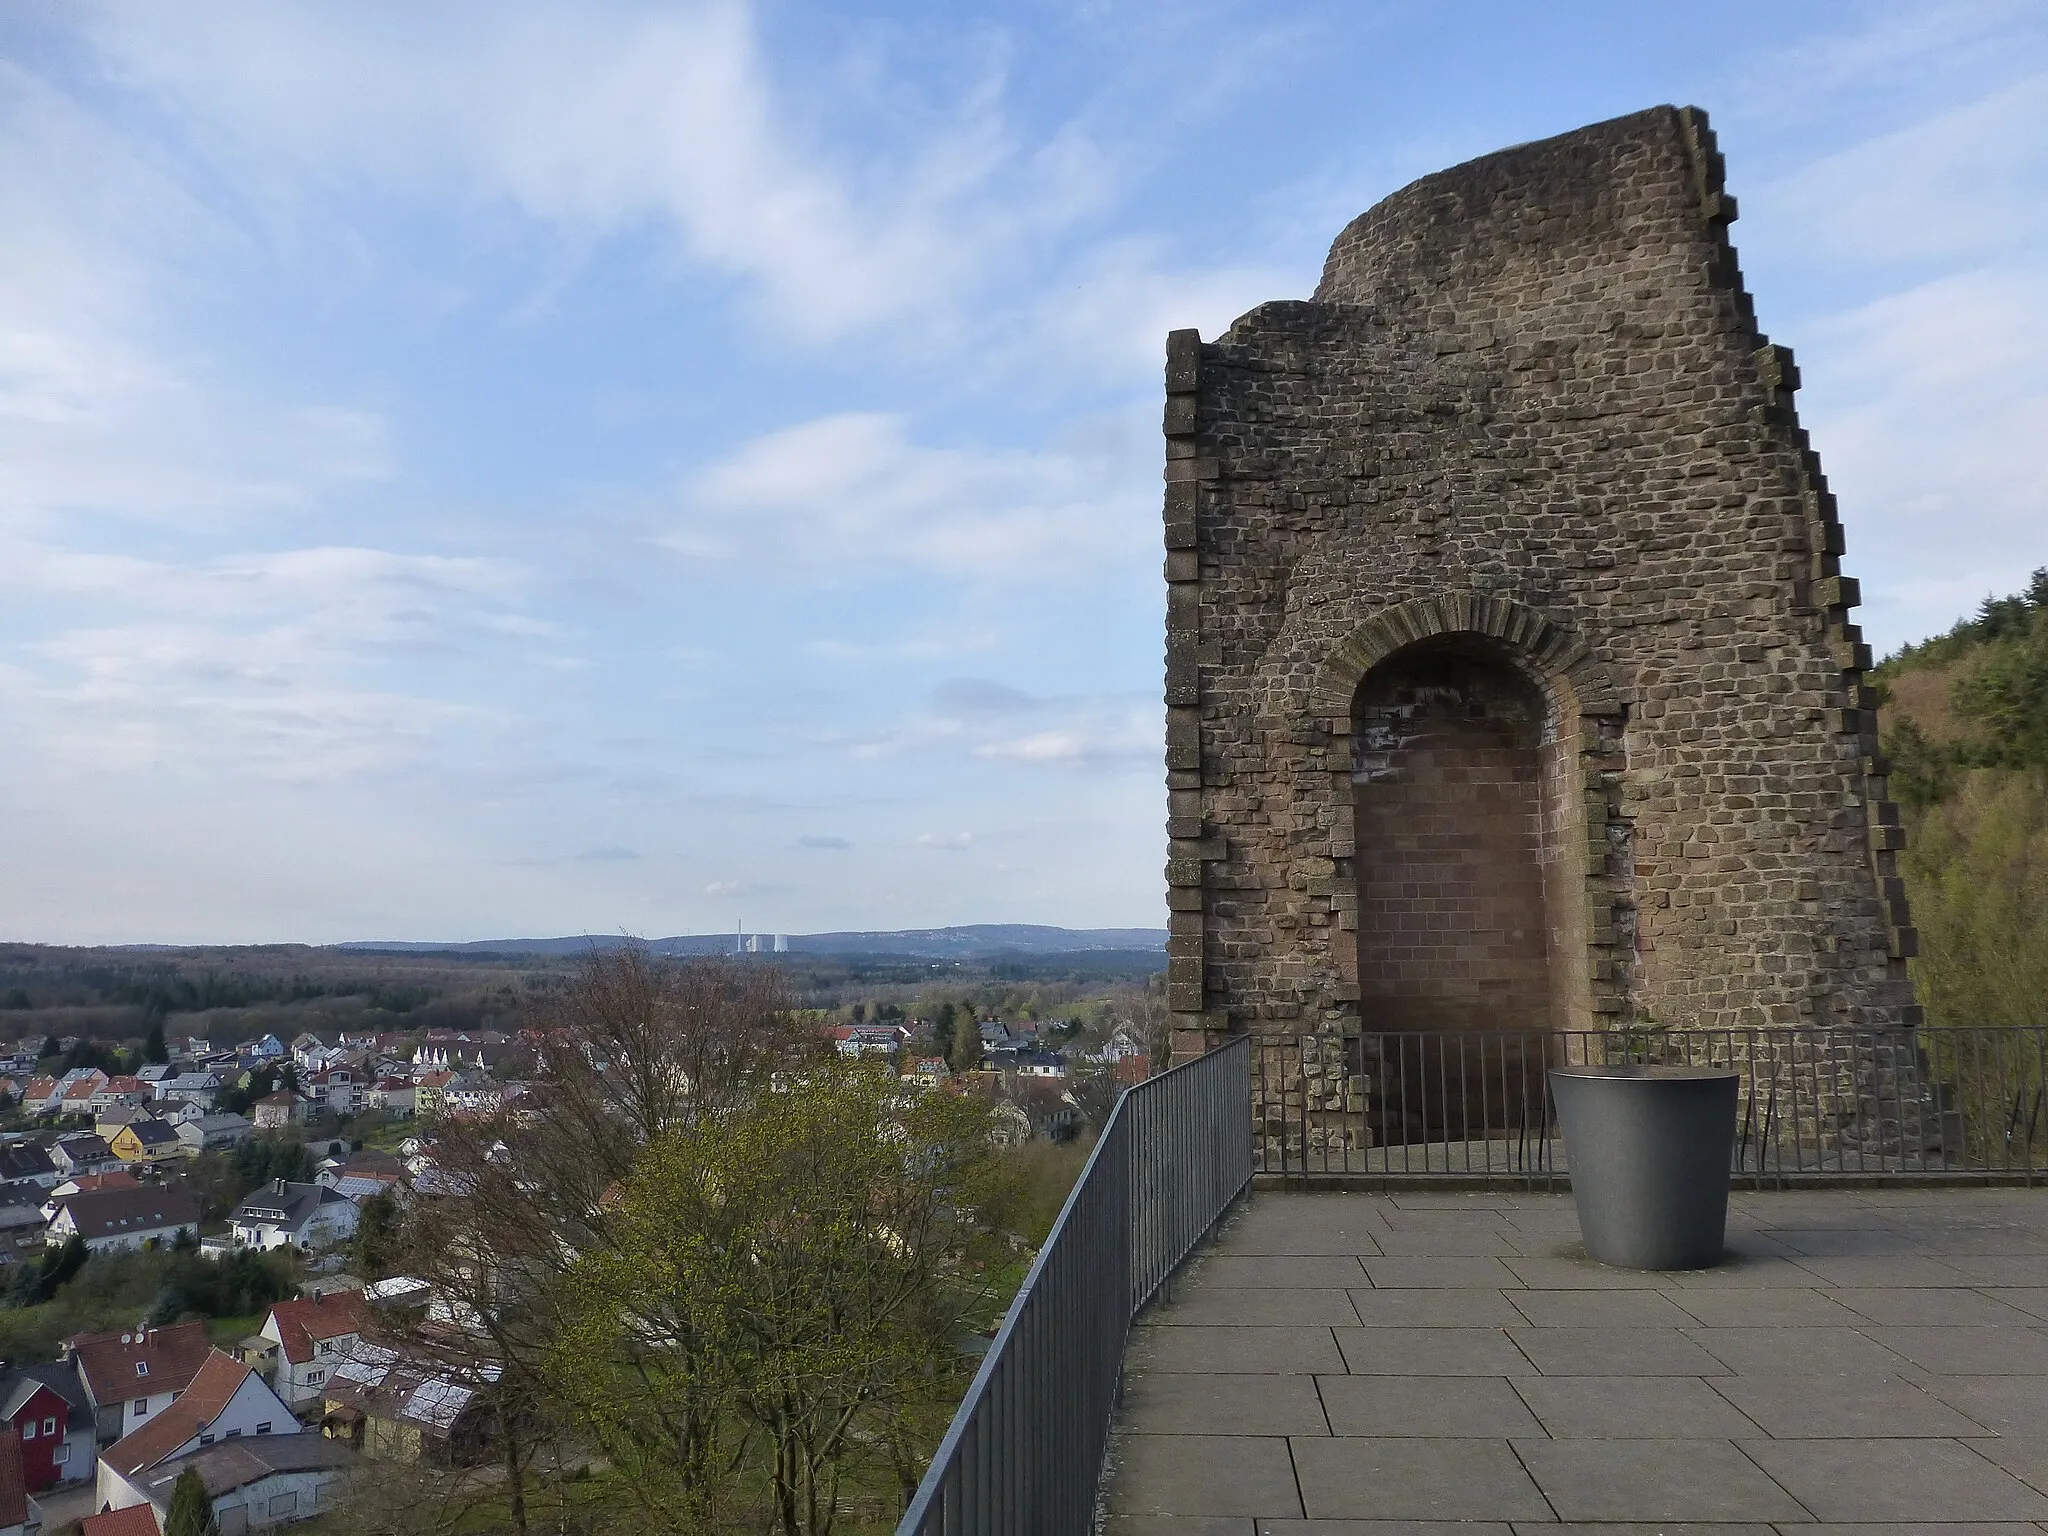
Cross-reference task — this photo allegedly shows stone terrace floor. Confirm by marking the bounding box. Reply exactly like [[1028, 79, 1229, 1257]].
[[1102, 1186, 2048, 1535]]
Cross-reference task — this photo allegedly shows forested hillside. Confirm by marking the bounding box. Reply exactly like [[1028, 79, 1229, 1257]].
[[1876, 570, 2048, 1028]]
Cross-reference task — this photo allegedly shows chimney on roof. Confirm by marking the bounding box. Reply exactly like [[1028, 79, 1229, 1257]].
[[274, 1177, 286, 1194]]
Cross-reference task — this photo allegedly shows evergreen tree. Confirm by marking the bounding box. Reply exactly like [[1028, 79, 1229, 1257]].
[[165, 1465, 215, 1536], [350, 1187, 406, 1279], [144, 1018, 170, 1065], [947, 1011, 981, 1073], [38, 1034, 59, 1061]]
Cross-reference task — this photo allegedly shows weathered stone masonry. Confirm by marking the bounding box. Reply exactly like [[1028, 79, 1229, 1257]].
[[1163, 106, 1918, 1066]]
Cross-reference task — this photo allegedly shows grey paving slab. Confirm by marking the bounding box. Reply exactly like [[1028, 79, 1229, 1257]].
[[1967, 1437, 2048, 1495], [1198, 1256, 1374, 1288], [1789, 1256, 1974, 1288], [1857, 1327, 2048, 1375], [1706, 1374, 1988, 1438], [1507, 1326, 1728, 1377], [1317, 1375, 1544, 1437], [1504, 1289, 1699, 1327], [1669, 1256, 1847, 1289], [1511, 1375, 1763, 1439], [1333, 1327, 1537, 1377], [1980, 1288, 2048, 1321], [1104, 1434, 1304, 1518], [1379, 1208, 1518, 1231], [1162, 1288, 1364, 1327], [1345, 1288, 1525, 1328], [1257, 1523, 1514, 1536], [1363, 1257, 1524, 1289], [1503, 1256, 1670, 1289], [1120, 1373, 1332, 1437], [1667, 1288, 1864, 1327], [1740, 1438, 2048, 1522], [1917, 1376, 2048, 1435], [1104, 1519, 1255, 1535], [1372, 1229, 1523, 1257], [1289, 1437, 1553, 1521], [1684, 1326, 1916, 1377], [1516, 1526, 1776, 1536], [1824, 1288, 2044, 1326], [1130, 1325, 1346, 1375], [1920, 1256, 2048, 1286], [1387, 1193, 1520, 1210], [1773, 1228, 1929, 1257], [1768, 1525, 2047, 1536], [1513, 1439, 1810, 1523]]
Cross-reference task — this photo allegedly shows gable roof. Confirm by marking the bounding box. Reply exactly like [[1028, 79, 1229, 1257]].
[[133, 1434, 349, 1506], [102, 1350, 279, 1478], [66, 1320, 210, 1406], [265, 1292, 371, 1366], [234, 1179, 350, 1230], [116, 1120, 182, 1149], [82, 1507, 162, 1536], [52, 1184, 199, 1240], [0, 1428, 23, 1530], [0, 1145, 54, 1181], [0, 1361, 89, 1422]]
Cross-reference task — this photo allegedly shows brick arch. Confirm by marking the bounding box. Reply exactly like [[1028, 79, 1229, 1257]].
[[1309, 593, 1614, 724]]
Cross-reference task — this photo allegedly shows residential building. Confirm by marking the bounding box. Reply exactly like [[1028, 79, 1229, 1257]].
[[321, 1342, 499, 1464], [0, 1147, 56, 1189], [45, 1187, 199, 1254], [121, 1435, 353, 1532], [228, 1181, 359, 1254], [365, 1079, 414, 1116], [81, 1506, 158, 1536], [16, 1080, 60, 1117], [0, 1430, 40, 1536], [49, 1134, 121, 1180], [0, 1184, 46, 1262], [95, 1351, 299, 1513], [173, 1114, 254, 1156], [59, 1074, 109, 1118], [64, 1322, 212, 1444], [300, 1069, 363, 1118], [249, 1294, 371, 1413], [251, 1095, 300, 1131], [150, 1074, 221, 1111], [1, 1363, 93, 1490], [105, 1121, 183, 1169], [90, 1078, 152, 1115], [904, 1058, 952, 1089], [240, 1036, 286, 1065], [40, 1171, 141, 1219], [411, 1073, 451, 1118]]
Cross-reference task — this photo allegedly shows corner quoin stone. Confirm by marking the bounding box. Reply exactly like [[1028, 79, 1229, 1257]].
[[1161, 105, 1917, 1063]]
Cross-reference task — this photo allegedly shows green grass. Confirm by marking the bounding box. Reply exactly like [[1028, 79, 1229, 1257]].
[[206, 1311, 265, 1346]]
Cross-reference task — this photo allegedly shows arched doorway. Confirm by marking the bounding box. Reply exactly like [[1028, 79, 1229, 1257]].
[[1350, 636, 1587, 1139]]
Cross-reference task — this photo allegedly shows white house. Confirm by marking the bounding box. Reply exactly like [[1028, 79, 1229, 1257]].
[[95, 1351, 299, 1513], [251, 1293, 371, 1412], [174, 1114, 253, 1155], [45, 1187, 199, 1254], [228, 1181, 359, 1253], [65, 1322, 213, 1444], [122, 1435, 354, 1533]]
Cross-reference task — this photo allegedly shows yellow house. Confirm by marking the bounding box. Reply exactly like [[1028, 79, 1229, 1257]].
[[107, 1119, 186, 1167]]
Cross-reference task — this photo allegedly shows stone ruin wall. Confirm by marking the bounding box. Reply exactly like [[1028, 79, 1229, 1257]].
[[1162, 106, 1929, 1157]]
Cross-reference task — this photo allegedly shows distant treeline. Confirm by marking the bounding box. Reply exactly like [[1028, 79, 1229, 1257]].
[[1876, 568, 2048, 1031]]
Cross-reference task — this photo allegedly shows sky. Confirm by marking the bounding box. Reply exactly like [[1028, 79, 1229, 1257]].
[[2, 2, 2044, 945]]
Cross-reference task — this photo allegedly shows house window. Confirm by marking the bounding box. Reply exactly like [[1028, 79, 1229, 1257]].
[[42, 1416, 54, 1435], [307, 1371, 324, 1385], [51, 1443, 68, 1465], [136, 1361, 150, 1376], [134, 1401, 148, 1417], [199, 1433, 214, 1446], [267, 1493, 297, 1518], [256, 1422, 271, 1434], [20, 1423, 32, 1440], [225, 1427, 242, 1438]]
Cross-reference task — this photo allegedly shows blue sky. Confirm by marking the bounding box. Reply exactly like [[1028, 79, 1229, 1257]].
[[2, 2, 2043, 944]]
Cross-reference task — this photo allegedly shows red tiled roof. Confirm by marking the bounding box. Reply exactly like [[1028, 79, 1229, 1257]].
[[59, 1171, 142, 1195], [82, 1507, 161, 1536], [102, 1350, 251, 1477], [0, 1427, 24, 1529], [67, 1320, 210, 1407], [265, 1292, 370, 1366]]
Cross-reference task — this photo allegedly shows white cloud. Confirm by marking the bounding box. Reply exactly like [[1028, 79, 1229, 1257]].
[[670, 411, 1152, 584], [76, 0, 1109, 345]]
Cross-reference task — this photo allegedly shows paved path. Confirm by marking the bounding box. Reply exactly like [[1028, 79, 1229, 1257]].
[[1102, 1187, 2048, 1533]]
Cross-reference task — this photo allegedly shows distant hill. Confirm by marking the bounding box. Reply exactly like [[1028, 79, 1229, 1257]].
[[1875, 567, 2048, 1032], [334, 924, 1167, 960]]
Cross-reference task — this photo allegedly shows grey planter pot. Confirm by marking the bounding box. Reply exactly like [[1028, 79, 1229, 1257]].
[[1549, 1065, 1739, 1270]]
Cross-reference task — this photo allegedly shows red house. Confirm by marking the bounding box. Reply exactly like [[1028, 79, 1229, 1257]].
[[0, 1364, 91, 1490]]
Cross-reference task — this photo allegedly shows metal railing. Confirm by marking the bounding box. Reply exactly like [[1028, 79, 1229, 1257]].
[[1254, 1025, 2046, 1185], [897, 1035, 1252, 1535]]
